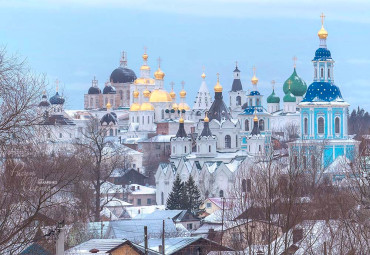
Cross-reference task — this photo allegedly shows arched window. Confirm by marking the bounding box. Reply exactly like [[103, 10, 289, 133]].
[[318, 117, 324, 134], [242, 179, 247, 192], [161, 192, 164, 205], [119, 90, 123, 100], [109, 129, 113, 136], [236, 96, 241, 106], [209, 145, 211, 153], [137, 116, 139, 123], [245, 119, 249, 131], [161, 109, 164, 119], [335, 117, 340, 134], [294, 156, 298, 169], [90, 98, 93, 107], [105, 98, 108, 105], [259, 119, 265, 131], [259, 145, 261, 152], [219, 190, 224, 198], [321, 68, 324, 78], [184, 146, 187, 153], [303, 156, 307, 169], [225, 135, 231, 149], [198, 145, 200, 152], [315, 68, 317, 78], [328, 69, 331, 78], [236, 135, 238, 147], [147, 116, 150, 124], [142, 116, 144, 124], [304, 118, 308, 135], [249, 99, 252, 106], [173, 146, 175, 154], [256, 98, 260, 106]]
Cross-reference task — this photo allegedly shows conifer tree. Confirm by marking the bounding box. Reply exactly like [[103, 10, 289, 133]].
[[166, 175, 186, 210], [184, 175, 202, 214]]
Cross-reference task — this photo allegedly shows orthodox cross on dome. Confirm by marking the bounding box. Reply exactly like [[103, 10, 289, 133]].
[[216, 72, 220, 81], [235, 61, 238, 68], [170, 81, 175, 90], [293, 56, 297, 68], [252, 66, 256, 75], [287, 79, 292, 90], [271, 80, 276, 90], [143, 46, 147, 54], [157, 57, 162, 68], [320, 12, 325, 25], [120, 51, 127, 67], [181, 81, 185, 90], [55, 79, 59, 92], [92, 76, 98, 87]]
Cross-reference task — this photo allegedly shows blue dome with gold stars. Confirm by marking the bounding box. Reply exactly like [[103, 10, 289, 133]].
[[302, 82, 343, 102], [313, 48, 332, 61]]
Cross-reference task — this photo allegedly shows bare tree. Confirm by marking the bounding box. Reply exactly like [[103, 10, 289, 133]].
[[74, 118, 132, 221]]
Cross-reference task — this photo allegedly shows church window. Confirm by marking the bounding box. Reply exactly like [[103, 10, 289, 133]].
[[119, 90, 123, 100], [311, 155, 316, 169], [225, 135, 231, 149], [185, 146, 187, 153], [161, 192, 164, 205], [198, 145, 200, 152], [161, 109, 164, 119], [236, 96, 241, 106], [294, 156, 298, 169], [249, 99, 252, 106], [173, 146, 175, 154], [109, 129, 113, 136], [105, 98, 108, 105], [328, 69, 331, 78], [321, 68, 324, 78], [96, 99, 99, 107], [137, 116, 139, 123], [247, 179, 251, 192], [90, 98, 93, 107], [318, 117, 324, 134], [242, 179, 247, 192], [110, 99, 113, 106], [245, 120, 250, 131], [219, 190, 224, 198], [315, 68, 317, 78], [304, 118, 308, 135], [142, 116, 144, 124], [335, 117, 340, 134], [303, 156, 307, 169], [259, 145, 261, 152], [209, 145, 211, 153], [147, 116, 150, 124], [259, 119, 265, 131], [256, 99, 260, 106]]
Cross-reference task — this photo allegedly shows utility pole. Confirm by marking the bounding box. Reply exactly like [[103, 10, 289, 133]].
[[144, 226, 148, 255], [162, 220, 165, 255], [220, 197, 225, 246]]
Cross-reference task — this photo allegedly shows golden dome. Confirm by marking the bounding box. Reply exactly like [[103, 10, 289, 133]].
[[143, 53, 148, 61], [154, 67, 165, 80], [214, 73, 223, 93], [201, 72, 206, 79], [140, 102, 154, 111], [143, 89, 151, 98], [251, 74, 258, 85], [172, 103, 178, 110], [178, 102, 190, 111], [133, 90, 139, 98], [170, 90, 176, 99], [179, 89, 186, 98], [204, 112, 209, 122], [140, 65, 150, 70], [179, 116, 184, 123], [253, 113, 258, 122], [130, 103, 141, 111], [149, 89, 172, 103], [106, 102, 112, 110], [318, 25, 328, 39]]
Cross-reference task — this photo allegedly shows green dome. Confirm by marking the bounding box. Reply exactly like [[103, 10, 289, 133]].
[[267, 89, 280, 103], [283, 91, 296, 102], [283, 68, 307, 97]]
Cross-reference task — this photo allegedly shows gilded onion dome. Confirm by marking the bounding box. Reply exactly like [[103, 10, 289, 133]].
[[214, 73, 223, 92], [142, 52, 148, 61], [178, 102, 190, 111], [179, 89, 186, 98], [170, 90, 176, 99], [154, 67, 165, 80], [172, 102, 178, 110], [130, 89, 140, 111], [149, 89, 172, 103], [251, 74, 258, 85], [143, 88, 151, 98], [201, 72, 206, 79], [140, 102, 154, 111]]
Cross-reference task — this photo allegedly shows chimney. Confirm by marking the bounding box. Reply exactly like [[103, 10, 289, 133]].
[[137, 186, 140, 190], [208, 228, 216, 240]]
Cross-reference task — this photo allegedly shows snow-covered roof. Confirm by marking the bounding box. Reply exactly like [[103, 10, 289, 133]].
[[140, 209, 184, 220], [324, 155, 352, 174], [100, 207, 119, 221], [101, 197, 132, 208], [65, 239, 127, 254], [126, 205, 165, 219], [140, 237, 204, 254], [128, 184, 156, 195]]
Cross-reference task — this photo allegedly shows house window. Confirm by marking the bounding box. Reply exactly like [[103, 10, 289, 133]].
[[318, 117, 324, 134], [109, 129, 113, 136], [155, 144, 161, 150], [304, 118, 308, 135], [236, 96, 241, 106], [219, 190, 224, 197], [147, 198, 152, 205], [137, 199, 141, 206], [47, 133, 51, 139], [119, 90, 123, 100], [259, 119, 264, 131], [206, 202, 212, 208], [225, 135, 231, 149], [335, 117, 340, 134], [59, 133, 62, 138], [247, 179, 251, 192], [187, 223, 193, 230], [245, 119, 249, 131], [242, 179, 247, 192]]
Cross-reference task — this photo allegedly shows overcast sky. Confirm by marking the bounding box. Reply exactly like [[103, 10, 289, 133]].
[[1, 0, 369, 111]]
